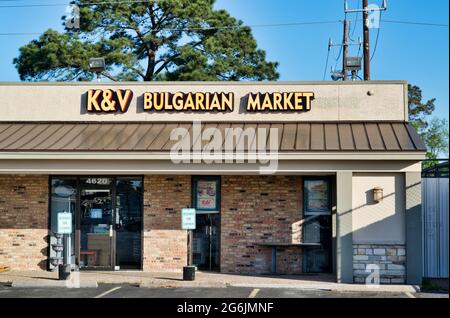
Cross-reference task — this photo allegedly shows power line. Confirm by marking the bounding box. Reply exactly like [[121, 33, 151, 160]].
[[0, 17, 446, 37], [334, 44, 343, 70], [370, 11, 382, 62], [382, 19, 448, 27], [323, 46, 331, 80], [350, 0, 360, 40], [0, 0, 153, 7], [0, 20, 342, 36]]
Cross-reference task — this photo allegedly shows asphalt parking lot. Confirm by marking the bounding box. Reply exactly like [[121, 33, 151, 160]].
[[0, 284, 448, 298]]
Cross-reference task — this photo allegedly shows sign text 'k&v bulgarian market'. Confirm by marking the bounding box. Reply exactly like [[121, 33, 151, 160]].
[[85, 89, 315, 113]]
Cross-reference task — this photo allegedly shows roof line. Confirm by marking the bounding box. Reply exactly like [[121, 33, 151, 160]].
[[0, 80, 409, 86], [0, 120, 411, 125]]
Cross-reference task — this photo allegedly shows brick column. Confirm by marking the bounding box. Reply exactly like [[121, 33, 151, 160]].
[[0, 175, 49, 270], [142, 175, 191, 271]]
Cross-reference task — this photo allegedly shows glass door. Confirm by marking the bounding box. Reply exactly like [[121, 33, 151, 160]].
[[193, 214, 220, 271], [303, 178, 332, 273], [192, 176, 221, 271], [115, 178, 143, 270], [79, 188, 113, 270]]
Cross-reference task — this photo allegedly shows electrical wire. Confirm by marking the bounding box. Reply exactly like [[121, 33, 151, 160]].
[[349, 0, 360, 41], [370, 11, 382, 62], [334, 44, 343, 70], [0, 0, 449, 28], [323, 46, 330, 80], [382, 19, 448, 27], [0, 20, 341, 36], [0, 0, 153, 7]]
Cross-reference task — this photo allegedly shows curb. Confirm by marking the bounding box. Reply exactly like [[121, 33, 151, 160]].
[[333, 284, 420, 293], [230, 283, 332, 291], [139, 283, 227, 289], [230, 283, 420, 293], [11, 280, 98, 288]]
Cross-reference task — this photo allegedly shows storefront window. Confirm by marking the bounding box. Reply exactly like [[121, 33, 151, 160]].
[[194, 177, 220, 212], [49, 177, 77, 270], [304, 179, 331, 214], [49, 176, 143, 270]]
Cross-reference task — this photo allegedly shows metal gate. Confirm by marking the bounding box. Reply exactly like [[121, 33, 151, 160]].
[[422, 160, 449, 278]]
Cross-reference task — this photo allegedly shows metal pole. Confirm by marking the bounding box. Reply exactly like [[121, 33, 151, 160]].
[[363, 0, 370, 80], [342, 19, 349, 81], [209, 225, 212, 270], [187, 230, 191, 266]]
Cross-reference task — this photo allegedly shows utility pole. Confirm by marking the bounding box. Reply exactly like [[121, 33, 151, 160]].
[[342, 19, 349, 81], [344, 0, 387, 81], [362, 0, 370, 80]]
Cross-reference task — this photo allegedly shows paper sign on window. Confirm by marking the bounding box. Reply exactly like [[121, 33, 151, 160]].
[[196, 181, 217, 210]]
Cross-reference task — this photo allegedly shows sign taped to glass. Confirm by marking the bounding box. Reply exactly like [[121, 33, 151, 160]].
[[196, 180, 217, 210], [57, 212, 72, 234]]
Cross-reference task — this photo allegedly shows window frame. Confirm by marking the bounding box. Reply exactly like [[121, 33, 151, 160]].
[[303, 177, 332, 215], [192, 176, 221, 214]]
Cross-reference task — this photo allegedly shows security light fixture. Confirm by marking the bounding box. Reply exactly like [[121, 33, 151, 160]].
[[373, 187, 383, 203], [88, 57, 106, 73]]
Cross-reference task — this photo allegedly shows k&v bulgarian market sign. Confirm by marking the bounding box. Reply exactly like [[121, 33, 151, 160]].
[[85, 89, 315, 113]]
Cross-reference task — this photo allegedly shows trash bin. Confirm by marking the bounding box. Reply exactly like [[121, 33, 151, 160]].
[[58, 264, 71, 280], [183, 266, 196, 281]]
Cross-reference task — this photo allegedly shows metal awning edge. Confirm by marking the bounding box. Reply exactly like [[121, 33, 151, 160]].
[[0, 151, 426, 161]]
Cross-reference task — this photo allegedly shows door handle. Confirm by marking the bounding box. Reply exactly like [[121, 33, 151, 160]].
[[109, 225, 113, 237], [115, 208, 122, 230]]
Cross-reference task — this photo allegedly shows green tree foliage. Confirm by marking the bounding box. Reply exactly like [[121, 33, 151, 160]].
[[408, 84, 449, 165], [13, 0, 279, 81], [408, 84, 436, 132], [422, 117, 449, 160]]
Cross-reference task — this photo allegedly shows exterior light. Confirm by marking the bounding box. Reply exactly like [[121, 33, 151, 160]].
[[88, 57, 106, 73], [373, 187, 383, 203]]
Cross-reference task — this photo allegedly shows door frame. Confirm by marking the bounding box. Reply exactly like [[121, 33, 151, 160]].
[[302, 176, 333, 273], [191, 176, 221, 271], [78, 178, 115, 271], [48, 175, 144, 271]]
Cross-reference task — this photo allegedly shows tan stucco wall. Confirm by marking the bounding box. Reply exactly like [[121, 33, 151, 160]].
[[0, 81, 407, 122], [0, 159, 422, 174], [352, 173, 406, 244]]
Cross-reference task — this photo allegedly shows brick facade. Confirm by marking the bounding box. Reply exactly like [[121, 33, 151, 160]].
[[143, 175, 190, 271], [0, 174, 411, 284], [0, 175, 48, 270], [353, 243, 406, 284], [220, 175, 303, 274]]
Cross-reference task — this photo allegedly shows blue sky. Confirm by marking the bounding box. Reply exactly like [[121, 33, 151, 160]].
[[0, 0, 448, 122]]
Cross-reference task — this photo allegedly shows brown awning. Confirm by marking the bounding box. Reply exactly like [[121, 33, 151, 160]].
[[0, 122, 427, 152]]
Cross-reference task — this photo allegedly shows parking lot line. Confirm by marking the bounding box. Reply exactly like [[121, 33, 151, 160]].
[[248, 288, 260, 298], [404, 292, 416, 298], [94, 286, 122, 298]]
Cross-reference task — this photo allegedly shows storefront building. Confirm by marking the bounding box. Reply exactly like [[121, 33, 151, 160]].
[[0, 81, 426, 284]]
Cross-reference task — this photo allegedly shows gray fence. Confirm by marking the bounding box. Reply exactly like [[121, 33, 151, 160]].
[[422, 165, 449, 278]]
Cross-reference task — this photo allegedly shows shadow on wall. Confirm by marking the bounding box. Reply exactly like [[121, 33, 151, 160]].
[[341, 179, 421, 242], [0, 230, 49, 271]]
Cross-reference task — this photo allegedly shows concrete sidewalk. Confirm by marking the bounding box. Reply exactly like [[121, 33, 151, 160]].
[[0, 270, 420, 293]]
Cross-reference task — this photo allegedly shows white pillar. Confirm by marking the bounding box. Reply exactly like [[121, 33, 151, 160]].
[[336, 171, 353, 283]]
